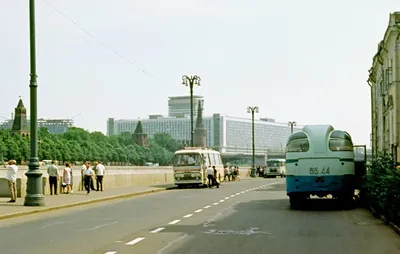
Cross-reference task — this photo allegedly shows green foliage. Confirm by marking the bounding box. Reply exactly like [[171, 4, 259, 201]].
[[0, 128, 182, 166], [361, 154, 400, 224]]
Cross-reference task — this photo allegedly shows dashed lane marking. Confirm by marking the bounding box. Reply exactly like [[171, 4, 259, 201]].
[[194, 209, 203, 213], [104, 252, 117, 254], [204, 205, 211, 209], [150, 227, 165, 233], [168, 220, 181, 225], [183, 214, 193, 218], [213, 202, 219, 205], [126, 237, 145, 245]]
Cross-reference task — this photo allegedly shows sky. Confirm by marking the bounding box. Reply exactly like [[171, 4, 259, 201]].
[[0, 0, 398, 146]]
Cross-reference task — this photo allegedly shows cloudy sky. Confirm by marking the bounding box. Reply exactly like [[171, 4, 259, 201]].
[[1, 0, 398, 146]]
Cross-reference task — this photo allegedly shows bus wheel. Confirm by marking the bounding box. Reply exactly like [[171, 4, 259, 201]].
[[289, 195, 305, 209]]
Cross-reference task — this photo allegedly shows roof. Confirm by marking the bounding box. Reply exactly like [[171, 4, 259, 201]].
[[134, 121, 144, 134]]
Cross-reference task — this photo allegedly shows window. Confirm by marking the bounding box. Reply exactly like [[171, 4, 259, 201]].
[[329, 139, 353, 151], [286, 132, 309, 152], [173, 153, 202, 167], [286, 139, 309, 152]]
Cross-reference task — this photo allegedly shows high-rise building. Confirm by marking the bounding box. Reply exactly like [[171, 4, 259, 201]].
[[168, 95, 204, 117], [106, 114, 302, 153]]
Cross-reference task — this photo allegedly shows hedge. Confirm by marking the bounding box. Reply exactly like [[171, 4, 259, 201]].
[[361, 155, 400, 225]]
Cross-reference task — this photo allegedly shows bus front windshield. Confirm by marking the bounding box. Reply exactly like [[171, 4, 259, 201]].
[[173, 153, 202, 167], [267, 161, 282, 167]]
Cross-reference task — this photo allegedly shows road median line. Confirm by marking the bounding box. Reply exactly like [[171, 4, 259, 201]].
[[0, 188, 169, 221]]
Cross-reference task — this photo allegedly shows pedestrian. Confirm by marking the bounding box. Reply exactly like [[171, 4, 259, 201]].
[[95, 161, 105, 191], [83, 161, 94, 194], [212, 165, 220, 188], [47, 160, 59, 195], [206, 165, 214, 188], [63, 163, 72, 194], [5, 160, 18, 203]]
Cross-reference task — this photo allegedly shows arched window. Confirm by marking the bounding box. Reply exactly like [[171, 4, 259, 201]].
[[329, 131, 353, 151], [286, 132, 309, 152]]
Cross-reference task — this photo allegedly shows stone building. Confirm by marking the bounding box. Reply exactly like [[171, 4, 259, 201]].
[[132, 121, 148, 146], [369, 12, 400, 160], [11, 99, 30, 137], [193, 100, 206, 147]]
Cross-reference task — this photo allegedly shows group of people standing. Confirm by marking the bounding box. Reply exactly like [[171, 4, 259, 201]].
[[47, 160, 105, 195], [224, 166, 241, 182]]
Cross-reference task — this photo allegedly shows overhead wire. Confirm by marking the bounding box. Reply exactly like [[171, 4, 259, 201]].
[[42, 0, 159, 80]]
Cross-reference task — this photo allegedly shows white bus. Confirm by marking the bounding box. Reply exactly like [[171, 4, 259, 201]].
[[172, 147, 224, 188], [265, 159, 286, 178]]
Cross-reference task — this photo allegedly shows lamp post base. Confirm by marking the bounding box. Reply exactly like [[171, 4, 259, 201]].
[[24, 169, 45, 206], [250, 168, 257, 178]]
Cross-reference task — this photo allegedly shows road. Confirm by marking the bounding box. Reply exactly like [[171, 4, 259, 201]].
[[0, 178, 399, 254]]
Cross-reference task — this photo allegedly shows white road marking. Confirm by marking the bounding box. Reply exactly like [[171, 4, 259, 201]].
[[150, 227, 165, 233], [204, 205, 211, 209], [40, 220, 70, 229], [230, 195, 235, 197], [183, 214, 193, 218], [236, 192, 241, 195], [168, 220, 181, 225], [224, 197, 230, 200], [78, 221, 118, 232], [104, 251, 117, 254], [241, 191, 245, 193], [194, 209, 203, 213], [219, 199, 225, 202], [126, 237, 145, 245], [213, 202, 219, 205]]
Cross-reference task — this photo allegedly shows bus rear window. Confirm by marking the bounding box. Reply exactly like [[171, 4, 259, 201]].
[[329, 139, 353, 151], [286, 139, 309, 152]]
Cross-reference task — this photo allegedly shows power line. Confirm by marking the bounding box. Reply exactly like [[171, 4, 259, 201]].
[[42, 0, 158, 79]]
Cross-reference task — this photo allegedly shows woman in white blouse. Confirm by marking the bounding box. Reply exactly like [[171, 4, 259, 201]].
[[63, 163, 72, 194]]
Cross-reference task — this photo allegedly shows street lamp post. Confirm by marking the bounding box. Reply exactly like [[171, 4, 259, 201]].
[[247, 106, 259, 177], [288, 121, 296, 134], [182, 75, 201, 147], [25, 0, 45, 206]]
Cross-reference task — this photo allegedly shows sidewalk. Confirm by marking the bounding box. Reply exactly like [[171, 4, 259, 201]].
[[0, 184, 176, 220]]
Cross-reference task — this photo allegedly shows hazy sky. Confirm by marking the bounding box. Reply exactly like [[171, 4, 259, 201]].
[[1, 1, 398, 146]]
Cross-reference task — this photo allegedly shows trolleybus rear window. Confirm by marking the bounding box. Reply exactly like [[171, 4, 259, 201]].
[[286, 132, 309, 152], [329, 131, 353, 151]]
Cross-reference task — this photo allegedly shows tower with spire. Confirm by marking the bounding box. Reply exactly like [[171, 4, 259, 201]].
[[12, 98, 30, 137], [132, 120, 148, 146], [193, 100, 207, 147]]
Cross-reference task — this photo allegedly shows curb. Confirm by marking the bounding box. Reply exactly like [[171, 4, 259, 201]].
[[0, 187, 172, 221], [368, 206, 400, 236]]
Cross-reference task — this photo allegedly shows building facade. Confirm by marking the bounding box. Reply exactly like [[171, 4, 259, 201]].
[[168, 95, 204, 117], [369, 12, 400, 161], [107, 115, 302, 153], [0, 118, 74, 134]]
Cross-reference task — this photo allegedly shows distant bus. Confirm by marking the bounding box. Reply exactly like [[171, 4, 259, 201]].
[[265, 159, 286, 178], [172, 147, 224, 188]]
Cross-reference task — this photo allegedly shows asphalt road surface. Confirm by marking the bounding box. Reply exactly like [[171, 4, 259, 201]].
[[0, 178, 399, 254]]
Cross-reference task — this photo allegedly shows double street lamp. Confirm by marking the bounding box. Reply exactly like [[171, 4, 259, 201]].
[[25, 0, 45, 206], [247, 106, 259, 177], [288, 121, 296, 134], [182, 75, 201, 147]]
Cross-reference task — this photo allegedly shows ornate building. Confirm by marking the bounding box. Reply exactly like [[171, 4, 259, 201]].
[[193, 101, 206, 147], [369, 12, 400, 161], [11, 99, 30, 137], [132, 121, 148, 146]]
